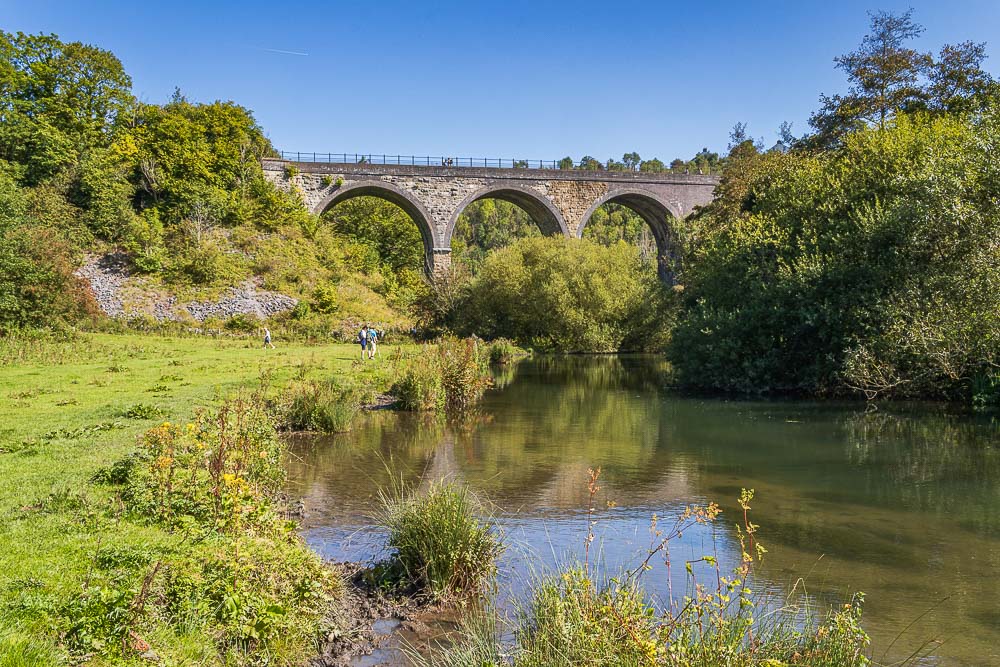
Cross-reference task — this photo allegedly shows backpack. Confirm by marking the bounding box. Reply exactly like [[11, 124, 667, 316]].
[[358, 329, 367, 342]]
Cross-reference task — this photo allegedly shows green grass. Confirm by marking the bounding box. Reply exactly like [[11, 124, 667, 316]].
[[0, 332, 410, 665]]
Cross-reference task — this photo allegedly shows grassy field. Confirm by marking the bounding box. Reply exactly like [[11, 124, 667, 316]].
[[0, 332, 405, 665]]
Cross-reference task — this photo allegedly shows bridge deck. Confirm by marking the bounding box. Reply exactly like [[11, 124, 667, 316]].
[[263, 158, 720, 186]]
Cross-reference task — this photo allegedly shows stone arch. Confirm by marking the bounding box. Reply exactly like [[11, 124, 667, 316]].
[[444, 183, 570, 245], [577, 188, 683, 284], [314, 181, 439, 277]]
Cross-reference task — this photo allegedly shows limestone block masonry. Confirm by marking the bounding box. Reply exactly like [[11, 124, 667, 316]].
[[262, 160, 718, 282]]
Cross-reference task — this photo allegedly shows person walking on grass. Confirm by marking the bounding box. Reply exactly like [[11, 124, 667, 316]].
[[368, 326, 379, 359], [358, 324, 369, 360], [263, 327, 275, 349]]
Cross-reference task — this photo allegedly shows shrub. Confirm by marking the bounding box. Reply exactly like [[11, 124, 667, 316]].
[[375, 481, 502, 599], [320, 175, 333, 188], [438, 337, 492, 411], [394, 349, 444, 411], [120, 393, 286, 534], [311, 283, 339, 314], [455, 237, 664, 352], [281, 379, 360, 433], [393, 338, 492, 412], [223, 313, 261, 333], [487, 337, 523, 365], [75, 391, 339, 662], [283, 164, 298, 179]]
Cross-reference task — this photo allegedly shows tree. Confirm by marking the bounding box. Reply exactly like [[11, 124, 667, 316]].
[[809, 10, 930, 144], [558, 156, 574, 170], [777, 121, 796, 146], [639, 158, 665, 173], [0, 31, 135, 184], [578, 156, 602, 171], [622, 152, 641, 171], [728, 122, 749, 151], [926, 41, 994, 114], [605, 158, 625, 171]]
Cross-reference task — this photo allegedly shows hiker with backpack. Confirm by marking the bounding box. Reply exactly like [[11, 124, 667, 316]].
[[358, 324, 369, 360]]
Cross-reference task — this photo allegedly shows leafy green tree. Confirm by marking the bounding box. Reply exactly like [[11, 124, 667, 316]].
[[810, 9, 930, 144], [578, 155, 602, 171], [622, 152, 641, 171], [458, 236, 665, 351], [926, 41, 995, 114], [557, 156, 574, 170], [325, 196, 425, 275], [672, 109, 1000, 400], [0, 31, 134, 185], [639, 158, 665, 173], [451, 199, 540, 273]]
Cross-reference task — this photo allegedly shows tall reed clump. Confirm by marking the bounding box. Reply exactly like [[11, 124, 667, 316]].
[[421, 489, 882, 667], [281, 379, 361, 433], [487, 337, 525, 365], [77, 390, 338, 663], [375, 481, 503, 600], [394, 345, 445, 411], [394, 337, 492, 412]]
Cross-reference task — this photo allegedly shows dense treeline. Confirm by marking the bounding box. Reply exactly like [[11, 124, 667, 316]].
[[672, 10, 1000, 403]]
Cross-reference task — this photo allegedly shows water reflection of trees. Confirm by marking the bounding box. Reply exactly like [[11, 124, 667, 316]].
[[842, 407, 1000, 534], [284, 358, 1000, 666]]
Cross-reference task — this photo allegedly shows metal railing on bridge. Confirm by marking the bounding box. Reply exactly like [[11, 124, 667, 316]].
[[278, 151, 565, 169], [276, 151, 721, 175]]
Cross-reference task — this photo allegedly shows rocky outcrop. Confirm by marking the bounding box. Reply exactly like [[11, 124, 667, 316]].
[[75, 253, 297, 322]]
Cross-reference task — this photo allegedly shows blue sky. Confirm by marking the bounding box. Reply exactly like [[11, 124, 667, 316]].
[[4, 1, 999, 161]]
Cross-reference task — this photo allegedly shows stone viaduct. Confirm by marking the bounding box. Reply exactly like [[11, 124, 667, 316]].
[[262, 159, 719, 282]]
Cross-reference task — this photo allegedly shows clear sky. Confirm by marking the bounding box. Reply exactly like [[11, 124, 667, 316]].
[[4, 1, 999, 161]]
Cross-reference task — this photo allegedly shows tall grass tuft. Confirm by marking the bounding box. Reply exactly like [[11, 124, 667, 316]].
[[375, 481, 503, 600], [281, 379, 361, 433], [394, 345, 444, 411], [394, 338, 492, 413], [487, 337, 524, 365]]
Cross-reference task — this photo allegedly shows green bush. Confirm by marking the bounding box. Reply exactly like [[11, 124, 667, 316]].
[[438, 337, 492, 411], [394, 349, 444, 411], [375, 481, 502, 599], [73, 391, 339, 662], [224, 313, 260, 333], [455, 237, 665, 352], [672, 110, 1000, 401], [311, 283, 339, 314], [487, 337, 524, 365]]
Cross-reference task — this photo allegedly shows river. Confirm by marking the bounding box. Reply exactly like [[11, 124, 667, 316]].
[[285, 356, 1000, 666]]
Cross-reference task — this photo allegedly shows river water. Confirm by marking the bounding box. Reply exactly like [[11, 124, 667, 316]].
[[285, 356, 1000, 666]]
